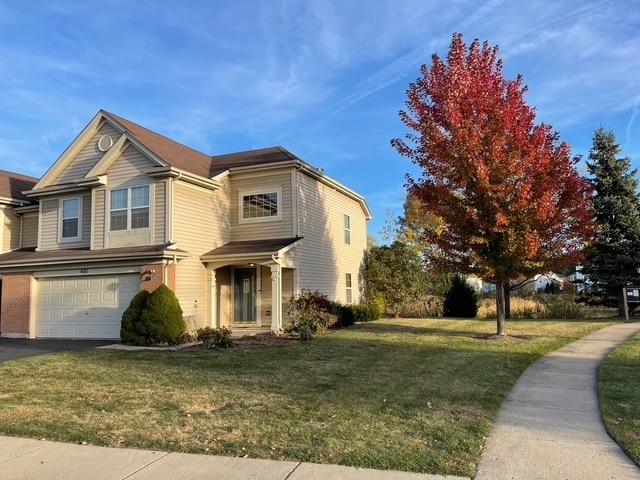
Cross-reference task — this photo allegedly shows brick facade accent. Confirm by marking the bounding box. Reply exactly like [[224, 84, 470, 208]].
[[0, 273, 33, 338], [139, 263, 176, 293]]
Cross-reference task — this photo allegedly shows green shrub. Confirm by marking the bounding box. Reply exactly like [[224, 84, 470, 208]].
[[335, 304, 357, 327], [348, 304, 380, 322], [138, 284, 187, 345], [287, 290, 336, 340], [443, 274, 478, 318], [120, 289, 151, 345], [196, 326, 235, 349]]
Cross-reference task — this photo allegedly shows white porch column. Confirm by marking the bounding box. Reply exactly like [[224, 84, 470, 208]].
[[209, 268, 218, 328], [270, 263, 282, 332]]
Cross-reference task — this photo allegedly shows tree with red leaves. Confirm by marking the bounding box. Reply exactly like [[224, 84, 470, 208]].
[[391, 33, 595, 335]]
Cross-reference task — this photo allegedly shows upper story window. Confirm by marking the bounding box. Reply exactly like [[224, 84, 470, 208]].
[[110, 185, 150, 231], [240, 189, 281, 223], [60, 197, 81, 240], [344, 214, 351, 245]]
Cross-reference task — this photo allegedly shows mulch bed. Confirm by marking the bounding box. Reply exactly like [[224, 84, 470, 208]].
[[232, 333, 302, 348]]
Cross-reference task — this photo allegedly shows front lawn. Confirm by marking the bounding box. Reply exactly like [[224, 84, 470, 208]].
[[0, 318, 617, 477], [599, 332, 640, 466]]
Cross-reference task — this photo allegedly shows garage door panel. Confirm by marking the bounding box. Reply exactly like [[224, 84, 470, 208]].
[[37, 274, 139, 339]]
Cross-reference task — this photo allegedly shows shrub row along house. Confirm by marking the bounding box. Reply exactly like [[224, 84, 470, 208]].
[[0, 110, 370, 339]]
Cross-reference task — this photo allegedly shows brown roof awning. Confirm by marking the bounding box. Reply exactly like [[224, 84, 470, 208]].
[[0, 244, 188, 269], [202, 237, 302, 260]]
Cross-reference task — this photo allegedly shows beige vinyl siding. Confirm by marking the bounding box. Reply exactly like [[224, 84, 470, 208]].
[[39, 199, 56, 250], [106, 145, 155, 188], [21, 212, 38, 248], [295, 172, 367, 304], [173, 180, 230, 329], [55, 123, 122, 185], [38, 194, 91, 251], [258, 266, 272, 324], [216, 266, 232, 327], [2, 206, 20, 251], [92, 189, 106, 250], [230, 171, 294, 241], [80, 194, 91, 244], [282, 267, 295, 325], [255, 266, 293, 327], [154, 181, 167, 245]]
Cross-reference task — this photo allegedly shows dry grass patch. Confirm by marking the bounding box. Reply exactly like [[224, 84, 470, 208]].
[[0, 318, 617, 477]]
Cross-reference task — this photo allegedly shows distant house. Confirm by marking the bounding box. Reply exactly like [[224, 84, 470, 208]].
[[534, 272, 565, 293], [0, 110, 371, 339], [465, 275, 496, 294]]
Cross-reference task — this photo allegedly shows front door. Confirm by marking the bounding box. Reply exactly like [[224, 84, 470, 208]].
[[234, 268, 256, 323]]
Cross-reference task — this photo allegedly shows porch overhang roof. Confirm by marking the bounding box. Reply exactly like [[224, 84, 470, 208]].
[[0, 243, 189, 270], [200, 237, 302, 263]]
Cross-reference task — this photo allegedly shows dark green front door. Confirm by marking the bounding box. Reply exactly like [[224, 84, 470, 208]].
[[234, 268, 256, 323]]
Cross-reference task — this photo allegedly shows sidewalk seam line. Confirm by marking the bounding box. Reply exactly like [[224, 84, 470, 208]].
[[283, 461, 302, 479], [0, 440, 54, 465], [119, 451, 171, 479]]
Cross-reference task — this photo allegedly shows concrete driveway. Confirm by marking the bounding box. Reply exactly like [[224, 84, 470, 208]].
[[0, 338, 115, 363]]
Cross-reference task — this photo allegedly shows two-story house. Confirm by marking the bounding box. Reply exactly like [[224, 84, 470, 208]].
[[0, 110, 371, 340]]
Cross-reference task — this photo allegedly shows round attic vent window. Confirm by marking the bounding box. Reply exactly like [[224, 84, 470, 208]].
[[97, 135, 113, 152]]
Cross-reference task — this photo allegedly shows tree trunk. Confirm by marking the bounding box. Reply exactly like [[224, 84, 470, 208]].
[[496, 282, 506, 336], [505, 285, 511, 320]]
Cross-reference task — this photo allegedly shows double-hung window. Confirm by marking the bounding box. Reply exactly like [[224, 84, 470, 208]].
[[344, 214, 351, 245], [61, 198, 80, 240], [110, 185, 150, 231], [345, 273, 353, 304]]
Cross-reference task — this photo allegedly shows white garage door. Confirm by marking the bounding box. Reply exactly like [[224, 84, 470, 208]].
[[37, 274, 139, 339]]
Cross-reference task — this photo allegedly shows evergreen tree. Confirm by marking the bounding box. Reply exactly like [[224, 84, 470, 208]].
[[443, 274, 478, 318], [583, 127, 640, 314]]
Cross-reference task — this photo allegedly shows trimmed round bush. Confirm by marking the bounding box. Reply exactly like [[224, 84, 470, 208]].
[[139, 284, 187, 344], [120, 289, 151, 345]]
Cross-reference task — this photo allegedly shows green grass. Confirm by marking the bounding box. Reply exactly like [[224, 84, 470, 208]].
[[599, 332, 640, 466], [0, 318, 619, 477]]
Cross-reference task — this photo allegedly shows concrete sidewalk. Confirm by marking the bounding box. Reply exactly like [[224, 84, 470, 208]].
[[0, 436, 465, 480], [475, 321, 640, 480]]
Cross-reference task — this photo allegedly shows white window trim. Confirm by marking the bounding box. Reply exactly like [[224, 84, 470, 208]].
[[238, 187, 282, 224], [345, 272, 353, 305], [108, 185, 151, 232], [344, 214, 351, 245], [59, 197, 82, 243]]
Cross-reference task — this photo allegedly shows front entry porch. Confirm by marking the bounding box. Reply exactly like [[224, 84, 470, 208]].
[[200, 237, 301, 333]]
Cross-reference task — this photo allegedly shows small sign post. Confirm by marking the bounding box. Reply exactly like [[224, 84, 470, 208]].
[[623, 287, 640, 321]]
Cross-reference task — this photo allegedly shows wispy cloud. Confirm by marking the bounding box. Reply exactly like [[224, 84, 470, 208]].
[[0, 0, 638, 237]]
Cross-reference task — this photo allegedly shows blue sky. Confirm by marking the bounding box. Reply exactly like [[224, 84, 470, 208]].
[[1, 0, 639, 240]]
